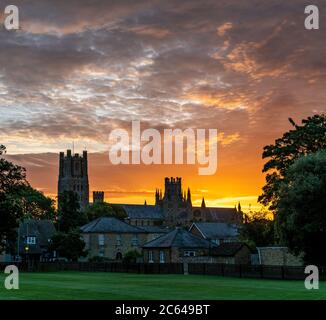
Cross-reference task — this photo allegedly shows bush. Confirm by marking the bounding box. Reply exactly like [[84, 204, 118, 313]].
[[123, 250, 142, 263]]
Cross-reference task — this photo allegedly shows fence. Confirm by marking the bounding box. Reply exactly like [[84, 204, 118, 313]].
[[1, 262, 325, 280]]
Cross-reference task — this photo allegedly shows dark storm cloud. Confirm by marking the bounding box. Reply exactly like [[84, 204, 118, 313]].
[[0, 0, 325, 153]]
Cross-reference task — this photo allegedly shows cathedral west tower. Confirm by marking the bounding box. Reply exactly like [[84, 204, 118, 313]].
[[58, 150, 89, 211]]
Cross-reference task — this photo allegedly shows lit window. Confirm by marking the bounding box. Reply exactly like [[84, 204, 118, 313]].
[[26, 236, 36, 245]]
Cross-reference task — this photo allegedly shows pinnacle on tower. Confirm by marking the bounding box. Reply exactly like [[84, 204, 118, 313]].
[[201, 197, 206, 208], [187, 187, 192, 206]]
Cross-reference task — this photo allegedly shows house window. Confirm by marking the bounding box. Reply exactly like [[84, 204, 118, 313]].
[[212, 239, 220, 245], [159, 251, 165, 263], [184, 251, 196, 257], [148, 251, 154, 263], [98, 234, 105, 246], [26, 236, 36, 245], [132, 235, 139, 246], [116, 235, 122, 246], [83, 234, 89, 249]]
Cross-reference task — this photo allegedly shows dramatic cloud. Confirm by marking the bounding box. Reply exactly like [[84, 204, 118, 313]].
[[1, 0, 325, 208]]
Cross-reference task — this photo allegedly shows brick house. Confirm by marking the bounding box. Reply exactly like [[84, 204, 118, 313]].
[[80, 217, 170, 260], [143, 227, 217, 263]]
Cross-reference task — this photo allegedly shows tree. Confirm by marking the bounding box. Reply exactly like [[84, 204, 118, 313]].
[[276, 151, 326, 265], [0, 192, 24, 253], [49, 230, 87, 262], [0, 145, 27, 193], [240, 210, 274, 250], [123, 250, 142, 263], [58, 191, 87, 232], [0, 145, 28, 253], [85, 202, 127, 222], [259, 114, 326, 210], [13, 185, 55, 220]]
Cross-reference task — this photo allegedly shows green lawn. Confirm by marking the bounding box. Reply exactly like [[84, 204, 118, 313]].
[[0, 272, 324, 300]]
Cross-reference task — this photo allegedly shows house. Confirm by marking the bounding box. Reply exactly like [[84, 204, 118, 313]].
[[80, 217, 150, 260], [142, 227, 217, 263], [256, 247, 303, 266], [18, 219, 56, 262], [212, 242, 251, 264], [189, 222, 239, 245]]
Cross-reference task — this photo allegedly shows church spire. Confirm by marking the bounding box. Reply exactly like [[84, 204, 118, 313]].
[[187, 188, 192, 207], [201, 197, 206, 208]]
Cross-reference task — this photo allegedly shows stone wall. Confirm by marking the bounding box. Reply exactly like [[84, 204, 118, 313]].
[[257, 247, 303, 266]]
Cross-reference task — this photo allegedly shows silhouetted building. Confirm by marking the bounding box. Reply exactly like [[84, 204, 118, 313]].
[[93, 191, 104, 204], [58, 150, 89, 211]]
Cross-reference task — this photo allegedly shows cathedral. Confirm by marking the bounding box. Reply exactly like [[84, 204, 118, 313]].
[[58, 150, 89, 211], [58, 150, 243, 228]]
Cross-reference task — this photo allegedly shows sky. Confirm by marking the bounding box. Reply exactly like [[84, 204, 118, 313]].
[[1, 0, 325, 210]]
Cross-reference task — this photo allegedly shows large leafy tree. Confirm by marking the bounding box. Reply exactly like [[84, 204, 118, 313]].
[[276, 151, 326, 264], [58, 191, 87, 232], [259, 114, 326, 211], [240, 210, 274, 250], [49, 230, 87, 262], [0, 145, 27, 252], [13, 185, 56, 220], [0, 145, 27, 193]]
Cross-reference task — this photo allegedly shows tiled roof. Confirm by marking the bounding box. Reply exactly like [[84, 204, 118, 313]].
[[212, 242, 249, 257], [123, 204, 164, 220], [207, 207, 240, 222], [143, 228, 217, 249], [137, 225, 171, 234], [81, 217, 145, 233], [18, 219, 56, 254], [191, 222, 239, 239]]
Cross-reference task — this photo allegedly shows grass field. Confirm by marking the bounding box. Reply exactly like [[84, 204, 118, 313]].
[[0, 272, 325, 300]]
